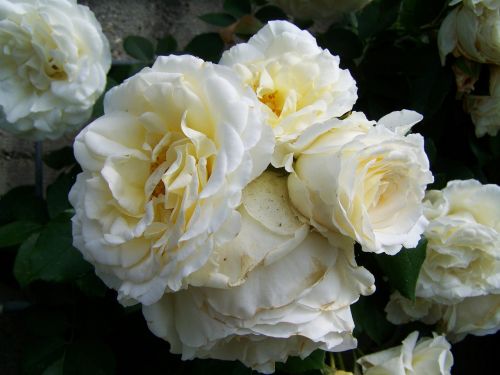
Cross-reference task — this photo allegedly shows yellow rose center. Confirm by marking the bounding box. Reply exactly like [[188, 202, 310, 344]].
[[45, 57, 67, 80], [260, 91, 283, 117]]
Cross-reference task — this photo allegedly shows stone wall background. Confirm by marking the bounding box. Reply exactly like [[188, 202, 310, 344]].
[[0, 0, 223, 195]]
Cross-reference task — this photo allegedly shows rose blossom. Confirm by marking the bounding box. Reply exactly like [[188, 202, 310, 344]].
[[386, 179, 500, 341], [220, 20, 357, 167], [415, 179, 500, 303], [466, 65, 500, 137], [144, 172, 375, 374], [0, 0, 111, 140], [438, 0, 500, 65], [357, 331, 453, 375], [69, 55, 274, 306], [287, 110, 433, 255], [386, 293, 500, 342]]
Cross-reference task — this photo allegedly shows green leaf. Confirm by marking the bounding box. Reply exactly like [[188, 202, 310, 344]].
[[184, 33, 225, 63], [63, 339, 116, 375], [21, 337, 66, 375], [352, 295, 396, 345], [43, 147, 76, 170], [13, 233, 39, 286], [123, 35, 155, 61], [276, 350, 325, 373], [46, 172, 75, 219], [375, 238, 427, 301], [156, 35, 178, 55], [223, 0, 251, 17], [14, 214, 91, 287], [0, 186, 47, 224], [0, 221, 42, 248], [254, 5, 288, 23], [199, 13, 236, 27]]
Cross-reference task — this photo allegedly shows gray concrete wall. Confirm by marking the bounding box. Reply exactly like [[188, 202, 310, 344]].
[[0, 0, 223, 195]]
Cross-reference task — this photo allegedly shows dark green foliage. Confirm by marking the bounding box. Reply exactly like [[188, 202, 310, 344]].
[[224, 0, 252, 17], [0, 221, 42, 248], [199, 12, 237, 27], [156, 35, 178, 56], [123, 36, 155, 61], [276, 350, 325, 374], [185, 33, 225, 62], [14, 214, 91, 287], [375, 238, 428, 301]]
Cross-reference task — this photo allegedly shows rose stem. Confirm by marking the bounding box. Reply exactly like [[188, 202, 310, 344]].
[[34, 141, 43, 198]]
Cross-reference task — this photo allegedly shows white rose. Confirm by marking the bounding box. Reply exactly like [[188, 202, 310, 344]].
[[69, 55, 274, 306], [0, 0, 111, 140], [269, 0, 373, 21], [417, 180, 500, 304], [385, 292, 444, 326], [357, 331, 453, 375], [466, 65, 500, 137], [386, 179, 500, 341], [143, 172, 375, 374], [288, 110, 433, 255], [220, 20, 357, 167], [441, 294, 500, 341], [386, 293, 500, 342], [438, 0, 500, 65]]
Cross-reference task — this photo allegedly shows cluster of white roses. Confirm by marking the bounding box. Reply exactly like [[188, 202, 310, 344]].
[[1, 0, 498, 372], [68, 20, 452, 373], [438, 0, 500, 136], [0, 0, 110, 140]]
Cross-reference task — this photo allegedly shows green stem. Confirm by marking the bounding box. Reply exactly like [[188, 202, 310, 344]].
[[335, 353, 345, 371], [329, 352, 336, 369]]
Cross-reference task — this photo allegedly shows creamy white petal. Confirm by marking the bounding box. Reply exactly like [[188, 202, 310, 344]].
[[288, 111, 433, 255], [70, 55, 274, 306], [438, 1, 500, 65], [143, 172, 375, 373], [221, 20, 357, 167], [386, 292, 500, 343], [358, 331, 453, 375]]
